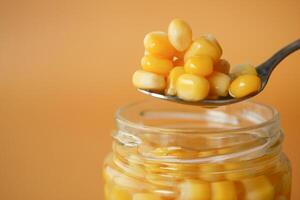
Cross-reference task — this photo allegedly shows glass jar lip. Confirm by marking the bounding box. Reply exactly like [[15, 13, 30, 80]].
[[115, 100, 280, 135]]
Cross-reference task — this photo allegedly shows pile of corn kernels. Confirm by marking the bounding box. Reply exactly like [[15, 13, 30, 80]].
[[132, 19, 261, 102]]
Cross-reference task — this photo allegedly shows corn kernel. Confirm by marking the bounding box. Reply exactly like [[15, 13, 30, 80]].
[[203, 34, 223, 56], [152, 146, 198, 158], [144, 31, 175, 59], [211, 181, 237, 200], [132, 70, 166, 91], [141, 55, 173, 76], [168, 19, 192, 51], [184, 36, 222, 62], [110, 185, 132, 200], [184, 55, 214, 77], [207, 71, 231, 97], [230, 64, 257, 78], [114, 173, 146, 189], [179, 180, 211, 200], [224, 162, 252, 181], [165, 67, 185, 96], [176, 74, 210, 101], [242, 176, 275, 200], [214, 59, 230, 74], [199, 163, 224, 181], [133, 193, 161, 200], [229, 75, 261, 98]]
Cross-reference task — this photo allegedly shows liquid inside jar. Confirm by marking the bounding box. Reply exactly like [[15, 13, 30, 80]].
[[103, 100, 291, 200]]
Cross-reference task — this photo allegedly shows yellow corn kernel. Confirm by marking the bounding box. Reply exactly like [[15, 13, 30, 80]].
[[133, 193, 161, 200], [230, 64, 257, 78], [184, 36, 222, 62], [144, 31, 175, 59], [207, 71, 231, 97], [168, 19, 192, 51], [224, 162, 252, 181], [211, 181, 237, 200], [165, 67, 185, 96], [184, 55, 214, 77], [229, 75, 261, 98], [114, 173, 146, 189], [152, 146, 198, 158], [176, 74, 210, 101], [199, 163, 224, 182], [203, 34, 223, 55], [214, 59, 230, 74], [242, 176, 275, 200], [141, 55, 173, 76], [179, 180, 211, 200], [132, 70, 166, 91], [110, 185, 132, 200], [173, 58, 184, 66]]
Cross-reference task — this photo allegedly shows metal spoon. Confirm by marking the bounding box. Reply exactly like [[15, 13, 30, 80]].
[[138, 39, 300, 106]]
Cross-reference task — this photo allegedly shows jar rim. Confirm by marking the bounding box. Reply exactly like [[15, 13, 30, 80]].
[[115, 100, 280, 135]]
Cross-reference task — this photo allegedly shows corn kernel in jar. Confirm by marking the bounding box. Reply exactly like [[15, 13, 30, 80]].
[[199, 163, 224, 182], [211, 181, 237, 200], [207, 71, 231, 97], [133, 193, 161, 200], [179, 180, 211, 200], [151, 146, 198, 159], [230, 64, 257, 78], [224, 162, 253, 181], [229, 74, 261, 98], [184, 36, 222, 62], [110, 185, 132, 200], [144, 31, 175, 59], [166, 67, 185, 96], [132, 70, 166, 91], [113, 172, 146, 189], [168, 19, 192, 52], [176, 74, 210, 101], [184, 55, 214, 77], [141, 55, 174, 76], [242, 175, 275, 200], [214, 59, 230, 74]]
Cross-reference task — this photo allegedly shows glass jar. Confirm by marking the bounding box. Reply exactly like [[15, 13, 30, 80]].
[[103, 100, 291, 200]]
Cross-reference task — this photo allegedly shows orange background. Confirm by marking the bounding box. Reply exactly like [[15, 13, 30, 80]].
[[0, 0, 300, 199]]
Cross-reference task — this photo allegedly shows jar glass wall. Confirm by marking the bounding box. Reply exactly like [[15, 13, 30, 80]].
[[103, 100, 291, 200]]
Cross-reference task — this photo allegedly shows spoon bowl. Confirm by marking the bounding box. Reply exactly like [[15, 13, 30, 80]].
[[138, 39, 300, 106]]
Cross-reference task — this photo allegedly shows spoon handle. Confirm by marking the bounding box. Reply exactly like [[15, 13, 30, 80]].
[[257, 39, 300, 77]]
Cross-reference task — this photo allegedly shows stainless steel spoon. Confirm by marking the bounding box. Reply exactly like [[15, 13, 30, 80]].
[[138, 39, 300, 106]]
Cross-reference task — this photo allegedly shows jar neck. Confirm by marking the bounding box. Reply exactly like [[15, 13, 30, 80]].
[[112, 100, 282, 176]]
